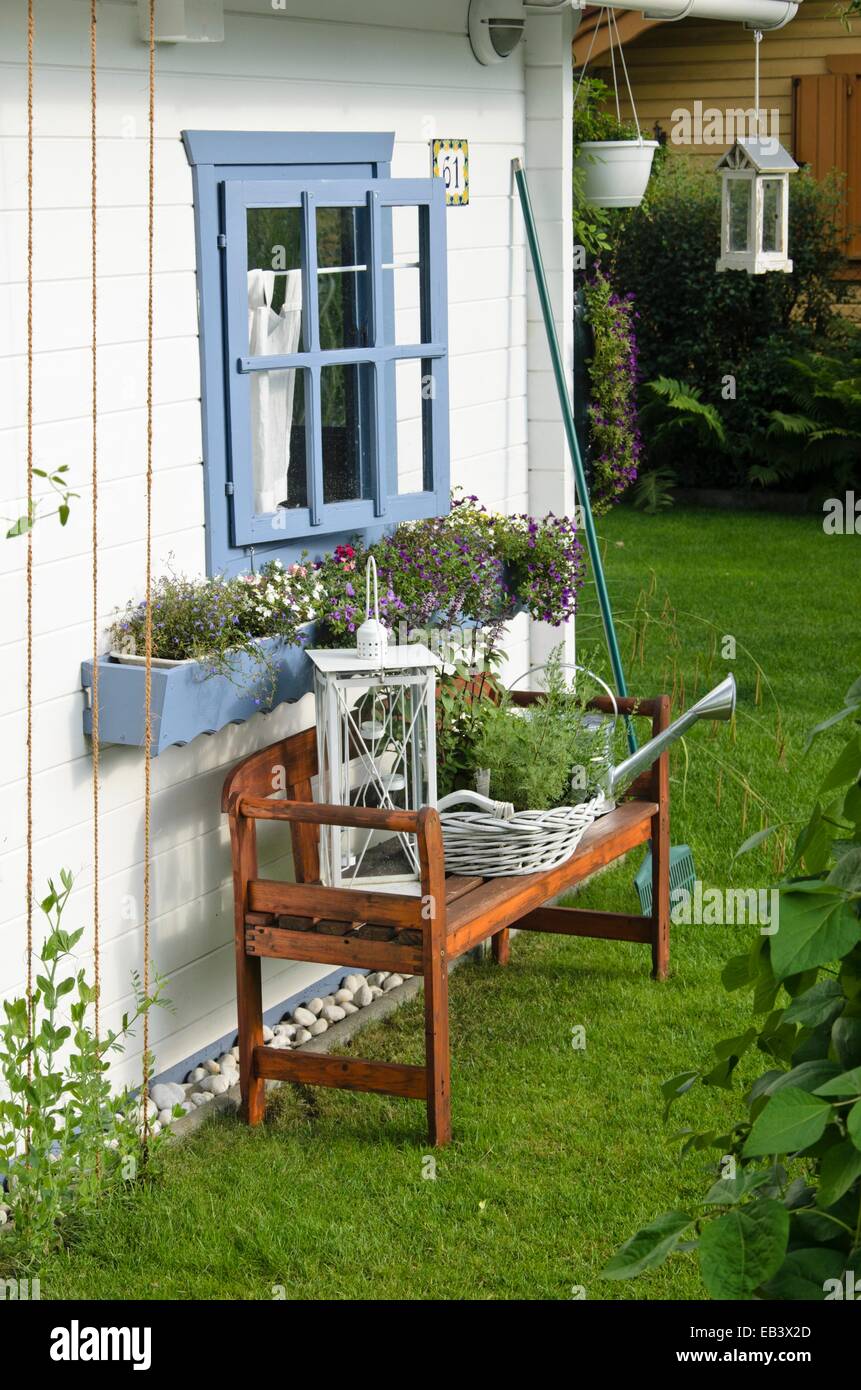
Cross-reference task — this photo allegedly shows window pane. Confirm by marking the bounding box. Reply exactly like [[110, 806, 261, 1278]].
[[394, 357, 429, 495], [322, 363, 372, 504], [728, 179, 751, 253], [387, 205, 426, 345], [246, 207, 305, 354], [761, 178, 782, 254], [317, 205, 370, 350], [250, 366, 308, 515]]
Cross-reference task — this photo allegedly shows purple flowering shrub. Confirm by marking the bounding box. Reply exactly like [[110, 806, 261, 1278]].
[[584, 265, 642, 511]]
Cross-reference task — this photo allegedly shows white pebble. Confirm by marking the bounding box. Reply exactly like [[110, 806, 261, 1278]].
[[157, 1108, 173, 1126], [199, 1074, 231, 1096], [354, 985, 373, 1008], [306, 997, 324, 1016], [342, 974, 363, 993], [382, 974, 403, 992], [293, 1006, 316, 1026], [262, 1025, 274, 1043], [190, 1091, 213, 1107], [204, 1058, 221, 1075], [334, 989, 353, 1004], [365, 972, 385, 988], [188, 1066, 207, 1084], [308, 1018, 329, 1036], [294, 1027, 312, 1044], [219, 1052, 238, 1072], [150, 1081, 185, 1110], [369, 986, 383, 999], [321, 1004, 346, 1023], [0, 1209, 8, 1225], [341, 1002, 358, 1015], [231, 1045, 240, 1061]]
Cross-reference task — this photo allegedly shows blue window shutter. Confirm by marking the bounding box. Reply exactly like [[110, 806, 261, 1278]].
[[182, 131, 450, 577]]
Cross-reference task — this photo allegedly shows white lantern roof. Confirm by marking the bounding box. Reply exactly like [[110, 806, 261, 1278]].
[[307, 644, 441, 676], [716, 138, 798, 176]]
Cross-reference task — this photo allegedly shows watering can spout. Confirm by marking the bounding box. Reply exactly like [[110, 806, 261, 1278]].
[[605, 674, 736, 798]]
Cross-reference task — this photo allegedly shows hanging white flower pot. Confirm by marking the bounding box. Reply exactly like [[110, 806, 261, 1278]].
[[574, 139, 659, 209]]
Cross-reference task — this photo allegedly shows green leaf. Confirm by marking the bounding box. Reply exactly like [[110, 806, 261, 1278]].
[[783, 979, 844, 1029], [832, 1015, 861, 1069], [820, 734, 861, 795], [703, 1170, 773, 1206], [601, 1210, 694, 1280], [698, 1200, 789, 1300], [816, 1138, 861, 1207], [815, 1065, 861, 1098], [743, 1087, 832, 1157], [766, 1060, 843, 1096], [771, 884, 861, 982], [848, 1100, 861, 1151], [734, 825, 778, 859], [828, 846, 861, 892], [6, 514, 33, 538], [761, 1247, 847, 1301], [721, 952, 756, 992]]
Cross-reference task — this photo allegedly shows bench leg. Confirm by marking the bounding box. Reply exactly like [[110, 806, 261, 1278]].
[[236, 945, 266, 1125], [491, 927, 510, 966], [650, 748, 671, 982], [230, 810, 266, 1125], [420, 810, 452, 1146]]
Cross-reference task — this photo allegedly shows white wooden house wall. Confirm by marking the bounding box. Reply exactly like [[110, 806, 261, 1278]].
[[0, 0, 573, 1087]]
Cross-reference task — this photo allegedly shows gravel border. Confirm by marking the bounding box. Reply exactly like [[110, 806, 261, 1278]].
[[168, 972, 426, 1142]]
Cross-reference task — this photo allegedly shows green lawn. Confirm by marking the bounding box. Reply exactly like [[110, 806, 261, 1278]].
[[31, 506, 860, 1300]]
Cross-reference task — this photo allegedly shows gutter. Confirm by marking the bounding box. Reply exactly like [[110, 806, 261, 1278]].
[[565, 0, 799, 31]]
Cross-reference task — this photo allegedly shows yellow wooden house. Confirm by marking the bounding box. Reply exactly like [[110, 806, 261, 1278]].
[[577, 1, 861, 277]]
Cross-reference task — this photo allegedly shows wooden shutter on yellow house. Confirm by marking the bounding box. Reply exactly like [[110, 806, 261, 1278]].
[[793, 71, 861, 261]]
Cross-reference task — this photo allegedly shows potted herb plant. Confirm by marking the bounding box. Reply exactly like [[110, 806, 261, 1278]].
[[573, 77, 658, 210]]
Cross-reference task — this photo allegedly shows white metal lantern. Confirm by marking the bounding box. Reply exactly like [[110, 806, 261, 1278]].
[[307, 643, 441, 890], [716, 137, 798, 276]]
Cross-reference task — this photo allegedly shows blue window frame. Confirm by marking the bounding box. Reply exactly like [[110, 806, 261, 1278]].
[[183, 131, 450, 576]]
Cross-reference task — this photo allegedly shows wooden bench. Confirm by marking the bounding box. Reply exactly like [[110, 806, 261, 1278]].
[[222, 693, 671, 1146]]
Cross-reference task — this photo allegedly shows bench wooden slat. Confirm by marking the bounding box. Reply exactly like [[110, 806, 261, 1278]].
[[254, 1046, 427, 1099], [248, 879, 422, 928], [246, 925, 424, 974], [516, 906, 653, 943]]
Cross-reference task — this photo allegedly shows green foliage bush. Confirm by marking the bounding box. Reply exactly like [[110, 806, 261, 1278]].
[[603, 676, 861, 1300], [609, 155, 854, 492]]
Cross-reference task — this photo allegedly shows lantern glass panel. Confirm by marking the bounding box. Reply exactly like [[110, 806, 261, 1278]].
[[761, 178, 783, 255], [728, 178, 752, 253]]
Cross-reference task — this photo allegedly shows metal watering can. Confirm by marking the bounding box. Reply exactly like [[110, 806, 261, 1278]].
[[603, 673, 737, 800]]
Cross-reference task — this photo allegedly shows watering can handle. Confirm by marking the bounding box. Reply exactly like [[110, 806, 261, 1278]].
[[507, 662, 620, 724]]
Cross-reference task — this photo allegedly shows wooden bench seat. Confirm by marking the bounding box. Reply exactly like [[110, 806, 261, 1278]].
[[223, 693, 671, 1146]]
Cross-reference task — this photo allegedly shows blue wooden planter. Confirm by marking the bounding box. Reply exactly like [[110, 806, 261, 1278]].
[[81, 634, 315, 756]]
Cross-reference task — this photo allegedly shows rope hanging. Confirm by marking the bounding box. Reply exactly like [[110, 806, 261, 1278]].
[[142, 0, 156, 1146], [90, 0, 101, 1041], [25, 0, 35, 1082]]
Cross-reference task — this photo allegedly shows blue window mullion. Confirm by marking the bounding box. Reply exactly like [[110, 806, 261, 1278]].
[[301, 189, 320, 353], [307, 365, 324, 527]]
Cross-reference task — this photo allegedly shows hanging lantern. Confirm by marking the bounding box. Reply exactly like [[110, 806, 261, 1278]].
[[307, 560, 440, 890], [716, 28, 798, 277], [716, 138, 798, 276]]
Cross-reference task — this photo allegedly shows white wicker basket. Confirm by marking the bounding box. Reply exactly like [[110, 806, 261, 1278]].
[[437, 791, 605, 877], [436, 665, 619, 877]]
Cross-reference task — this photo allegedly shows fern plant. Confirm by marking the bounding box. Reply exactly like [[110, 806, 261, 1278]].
[[748, 346, 861, 490]]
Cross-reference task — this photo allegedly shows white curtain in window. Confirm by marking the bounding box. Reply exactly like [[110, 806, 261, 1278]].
[[247, 268, 303, 515]]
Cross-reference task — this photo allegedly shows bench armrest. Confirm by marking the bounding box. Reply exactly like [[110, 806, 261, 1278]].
[[230, 793, 423, 836]]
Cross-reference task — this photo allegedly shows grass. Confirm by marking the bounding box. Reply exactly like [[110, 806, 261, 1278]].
[[22, 505, 861, 1300]]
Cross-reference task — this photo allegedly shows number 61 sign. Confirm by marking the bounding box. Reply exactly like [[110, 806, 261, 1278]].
[[432, 139, 469, 207]]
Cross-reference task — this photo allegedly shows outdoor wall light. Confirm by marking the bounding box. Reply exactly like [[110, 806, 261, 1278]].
[[468, 0, 526, 65], [137, 0, 224, 44]]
